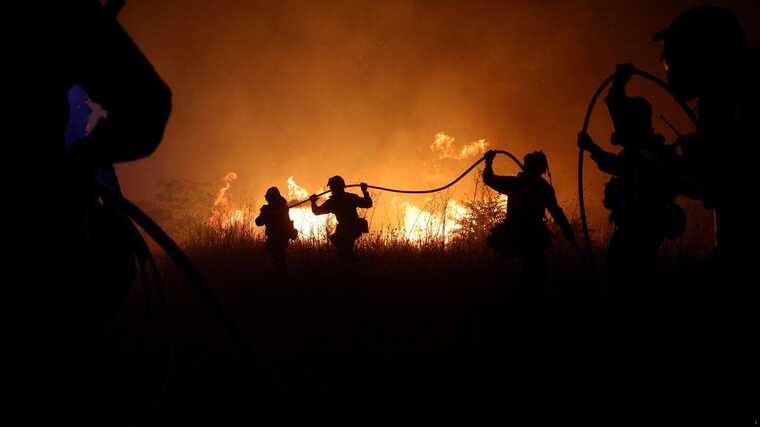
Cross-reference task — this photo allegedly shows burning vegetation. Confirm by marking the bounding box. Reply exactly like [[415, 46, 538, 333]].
[[195, 132, 508, 246]]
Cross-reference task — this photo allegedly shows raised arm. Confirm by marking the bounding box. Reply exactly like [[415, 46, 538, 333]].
[[604, 63, 635, 132], [357, 183, 373, 209], [482, 150, 516, 195]]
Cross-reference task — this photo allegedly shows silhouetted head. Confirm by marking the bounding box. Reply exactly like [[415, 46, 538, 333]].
[[328, 176, 346, 194], [523, 151, 548, 177], [611, 96, 654, 146], [655, 6, 748, 101], [265, 186, 282, 204]]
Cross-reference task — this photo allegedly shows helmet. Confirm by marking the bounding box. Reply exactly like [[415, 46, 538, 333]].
[[523, 151, 548, 176], [655, 6, 745, 51], [611, 96, 654, 145], [327, 176, 346, 191], [265, 186, 282, 203], [655, 6, 747, 100]]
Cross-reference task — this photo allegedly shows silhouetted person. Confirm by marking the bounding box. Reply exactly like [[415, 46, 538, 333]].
[[578, 64, 684, 298], [655, 6, 758, 295], [310, 177, 372, 262], [55, 1, 171, 421], [483, 150, 575, 299], [62, 1, 171, 320], [255, 187, 297, 272], [651, 6, 758, 396]]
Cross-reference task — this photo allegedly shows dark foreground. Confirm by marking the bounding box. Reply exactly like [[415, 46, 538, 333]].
[[95, 239, 751, 423]]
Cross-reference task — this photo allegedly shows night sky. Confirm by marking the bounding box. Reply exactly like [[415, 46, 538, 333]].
[[111, 0, 759, 224]]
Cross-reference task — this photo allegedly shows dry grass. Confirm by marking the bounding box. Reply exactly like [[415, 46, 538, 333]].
[[106, 179, 718, 421]]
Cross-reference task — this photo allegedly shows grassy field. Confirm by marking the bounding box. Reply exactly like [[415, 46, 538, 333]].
[[100, 188, 721, 421]]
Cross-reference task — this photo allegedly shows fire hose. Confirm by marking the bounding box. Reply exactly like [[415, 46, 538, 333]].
[[96, 183, 258, 359], [103, 149, 526, 294], [577, 68, 698, 268], [287, 150, 525, 208], [96, 149, 527, 392]]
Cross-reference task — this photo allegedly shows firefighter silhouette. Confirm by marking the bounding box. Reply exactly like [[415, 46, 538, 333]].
[[578, 64, 684, 295], [55, 0, 172, 420], [655, 6, 759, 287], [61, 0, 171, 320], [255, 187, 298, 272], [310, 176, 372, 262], [483, 150, 575, 296]]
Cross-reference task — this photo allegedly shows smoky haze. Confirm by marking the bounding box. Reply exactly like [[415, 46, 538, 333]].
[[112, 0, 759, 226]]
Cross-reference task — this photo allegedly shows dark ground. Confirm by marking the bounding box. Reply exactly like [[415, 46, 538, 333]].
[[91, 235, 756, 424]]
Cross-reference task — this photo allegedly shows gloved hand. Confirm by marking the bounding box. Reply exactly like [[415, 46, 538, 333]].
[[577, 132, 599, 154], [484, 150, 497, 164], [613, 63, 635, 88]]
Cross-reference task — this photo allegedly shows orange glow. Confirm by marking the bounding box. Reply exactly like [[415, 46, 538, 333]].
[[207, 174, 336, 238], [205, 128, 511, 242], [115, 2, 703, 232], [206, 171, 475, 243], [286, 177, 335, 239], [400, 199, 469, 243]]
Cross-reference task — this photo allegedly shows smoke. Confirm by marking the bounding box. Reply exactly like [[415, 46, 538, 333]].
[[116, 0, 760, 231], [430, 132, 489, 161]]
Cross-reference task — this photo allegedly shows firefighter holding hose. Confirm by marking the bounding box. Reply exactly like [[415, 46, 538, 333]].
[[578, 64, 684, 298], [483, 150, 575, 299]]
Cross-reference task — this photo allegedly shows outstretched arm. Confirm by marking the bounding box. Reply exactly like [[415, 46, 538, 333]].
[[578, 132, 621, 176], [547, 188, 575, 244], [357, 183, 373, 209], [310, 196, 331, 216]]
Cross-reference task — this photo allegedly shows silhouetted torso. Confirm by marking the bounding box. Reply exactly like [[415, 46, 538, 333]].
[[593, 137, 680, 234], [255, 197, 291, 243], [312, 188, 372, 261], [484, 173, 558, 226], [651, 4, 759, 307], [683, 48, 759, 264], [316, 193, 370, 226]]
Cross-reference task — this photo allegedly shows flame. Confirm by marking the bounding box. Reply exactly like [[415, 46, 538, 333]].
[[289, 207, 335, 239], [213, 172, 238, 207], [401, 199, 469, 243], [208, 172, 253, 230], [286, 177, 335, 239], [430, 132, 489, 160], [287, 176, 310, 201], [207, 174, 334, 237]]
